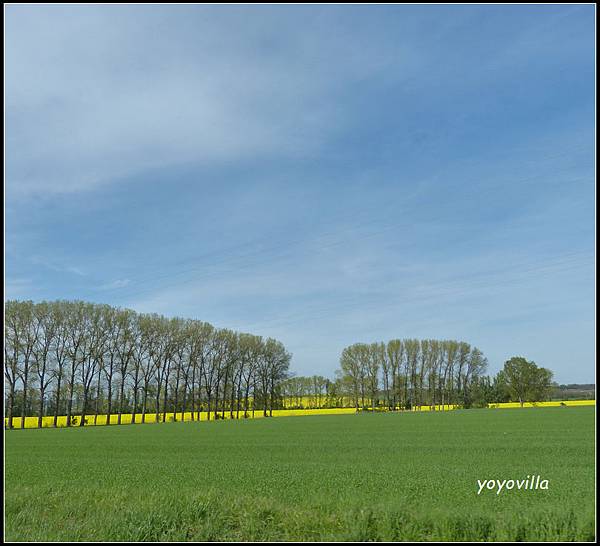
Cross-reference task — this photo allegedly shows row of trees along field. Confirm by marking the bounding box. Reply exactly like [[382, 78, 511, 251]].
[[282, 345, 555, 410], [4, 300, 292, 429], [340, 340, 487, 410]]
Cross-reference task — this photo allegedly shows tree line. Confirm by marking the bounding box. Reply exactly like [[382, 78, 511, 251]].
[[336, 339, 488, 410], [4, 300, 292, 429], [3, 299, 558, 429], [283, 345, 554, 411]]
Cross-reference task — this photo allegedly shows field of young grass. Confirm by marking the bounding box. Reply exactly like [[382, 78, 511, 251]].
[[4, 407, 595, 541]]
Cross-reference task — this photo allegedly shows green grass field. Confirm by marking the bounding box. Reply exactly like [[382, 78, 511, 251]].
[[4, 407, 595, 541]]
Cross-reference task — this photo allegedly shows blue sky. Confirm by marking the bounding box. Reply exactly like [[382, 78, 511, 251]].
[[5, 5, 595, 383]]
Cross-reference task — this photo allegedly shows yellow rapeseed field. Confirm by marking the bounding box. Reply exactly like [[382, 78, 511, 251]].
[[487, 400, 595, 409], [4, 400, 594, 428], [4, 407, 358, 428]]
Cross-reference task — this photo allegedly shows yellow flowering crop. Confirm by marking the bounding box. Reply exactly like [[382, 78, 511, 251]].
[[487, 400, 595, 409], [4, 400, 594, 429]]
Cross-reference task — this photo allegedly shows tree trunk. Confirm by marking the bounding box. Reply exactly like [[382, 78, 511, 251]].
[[155, 388, 161, 423], [269, 377, 274, 417], [221, 369, 229, 420], [106, 376, 113, 426], [21, 371, 29, 429], [131, 373, 140, 425], [37, 387, 45, 428], [230, 379, 236, 419], [162, 377, 169, 423], [80, 391, 89, 426], [94, 366, 102, 425], [214, 384, 220, 420], [118, 379, 125, 425], [244, 382, 251, 418], [181, 377, 188, 422], [190, 365, 196, 421], [173, 372, 180, 422], [141, 383, 148, 423], [66, 376, 75, 427], [6, 384, 15, 429], [53, 377, 62, 428]]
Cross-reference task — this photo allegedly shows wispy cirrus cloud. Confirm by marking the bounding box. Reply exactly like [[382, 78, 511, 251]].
[[6, 5, 412, 197], [97, 279, 131, 291]]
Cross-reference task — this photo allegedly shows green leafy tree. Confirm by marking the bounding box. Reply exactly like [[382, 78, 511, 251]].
[[501, 357, 554, 407]]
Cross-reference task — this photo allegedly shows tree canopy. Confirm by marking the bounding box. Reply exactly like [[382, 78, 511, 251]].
[[4, 299, 291, 428]]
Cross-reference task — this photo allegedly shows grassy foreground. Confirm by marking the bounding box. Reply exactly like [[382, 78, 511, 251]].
[[4, 407, 595, 541]]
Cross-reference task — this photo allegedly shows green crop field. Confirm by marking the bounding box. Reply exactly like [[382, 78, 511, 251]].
[[4, 407, 595, 541]]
